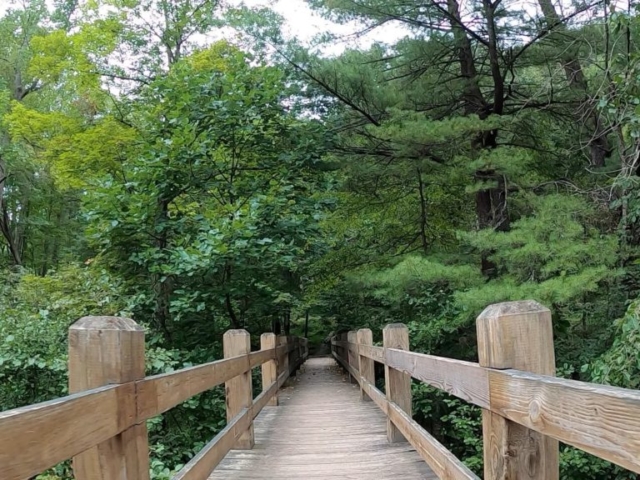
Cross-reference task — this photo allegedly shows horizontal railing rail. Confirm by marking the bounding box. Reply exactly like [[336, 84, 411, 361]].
[[332, 335, 479, 480], [0, 316, 308, 480], [332, 300, 640, 479], [136, 343, 295, 420]]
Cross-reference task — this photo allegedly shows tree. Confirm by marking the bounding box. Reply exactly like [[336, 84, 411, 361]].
[[85, 43, 333, 342], [301, 0, 618, 273], [0, 1, 49, 267], [1, 1, 640, 478], [78, 0, 225, 82], [0, 0, 101, 272]]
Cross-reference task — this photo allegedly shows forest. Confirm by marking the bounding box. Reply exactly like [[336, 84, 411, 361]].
[[1, 0, 640, 477]]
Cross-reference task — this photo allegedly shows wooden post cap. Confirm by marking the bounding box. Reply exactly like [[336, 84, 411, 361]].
[[477, 300, 554, 372], [224, 329, 251, 338], [70, 316, 144, 331], [69, 316, 145, 389], [383, 323, 410, 347]]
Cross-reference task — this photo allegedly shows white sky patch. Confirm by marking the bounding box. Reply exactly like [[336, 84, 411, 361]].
[[0, 0, 410, 56], [240, 0, 410, 54], [1, 0, 628, 58]]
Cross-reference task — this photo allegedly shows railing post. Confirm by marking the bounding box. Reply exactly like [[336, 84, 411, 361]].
[[347, 330, 358, 383], [68, 316, 150, 480], [341, 332, 348, 365], [383, 323, 411, 443], [357, 328, 374, 401], [261, 333, 278, 406], [477, 301, 559, 480], [223, 329, 255, 449]]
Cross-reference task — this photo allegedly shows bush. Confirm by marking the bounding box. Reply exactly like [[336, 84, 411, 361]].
[[0, 265, 130, 409], [0, 265, 228, 479]]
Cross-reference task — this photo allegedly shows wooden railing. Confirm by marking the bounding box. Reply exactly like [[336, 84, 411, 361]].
[[331, 300, 640, 480], [0, 316, 308, 480]]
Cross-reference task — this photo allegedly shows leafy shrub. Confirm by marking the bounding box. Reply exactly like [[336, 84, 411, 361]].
[[0, 265, 228, 479], [0, 265, 130, 409]]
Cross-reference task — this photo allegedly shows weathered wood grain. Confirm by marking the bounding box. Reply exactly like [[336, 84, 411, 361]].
[[174, 407, 252, 480], [347, 331, 358, 383], [173, 382, 285, 480], [173, 345, 300, 480], [385, 349, 490, 409], [248, 348, 277, 370], [333, 350, 358, 380], [387, 397, 480, 480], [137, 348, 276, 421], [360, 378, 388, 415], [0, 384, 135, 480], [490, 369, 640, 474], [69, 316, 149, 480], [383, 324, 411, 443], [358, 344, 385, 363], [275, 343, 288, 357], [224, 330, 254, 450], [477, 300, 555, 372], [278, 336, 290, 381], [358, 377, 479, 479], [1, 332, 304, 480], [209, 357, 437, 480], [261, 333, 278, 407], [357, 329, 374, 401], [477, 301, 559, 480]]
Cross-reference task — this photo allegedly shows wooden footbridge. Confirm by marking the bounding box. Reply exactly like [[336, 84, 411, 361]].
[[3, 300, 640, 479]]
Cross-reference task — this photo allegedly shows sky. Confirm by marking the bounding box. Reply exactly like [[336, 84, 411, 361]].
[[240, 0, 409, 53], [1, 0, 613, 57], [0, 0, 410, 56]]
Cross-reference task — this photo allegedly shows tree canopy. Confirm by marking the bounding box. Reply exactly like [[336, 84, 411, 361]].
[[1, 0, 640, 477]]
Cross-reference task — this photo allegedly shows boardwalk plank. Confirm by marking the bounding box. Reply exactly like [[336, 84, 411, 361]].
[[209, 357, 437, 480]]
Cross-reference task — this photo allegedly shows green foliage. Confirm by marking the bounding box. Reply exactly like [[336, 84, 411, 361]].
[[560, 446, 636, 480], [413, 383, 483, 474], [588, 299, 640, 389], [0, 265, 129, 409], [82, 45, 333, 346], [1, 0, 640, 478], [0, 265, 231, 479], [457, 194, 620, 315]]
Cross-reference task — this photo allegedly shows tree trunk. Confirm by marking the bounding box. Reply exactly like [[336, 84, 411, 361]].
[[283, 310, 291, 336], [0, 159, 22, 266], [447, 0, 485, 115], [475, 170, 509, 277], [225, 293, 240, 329], [417, 168, 429, 254], [537, 0, 610, 167], [447, 0, 509, 275], [304, 310, 309, 339]]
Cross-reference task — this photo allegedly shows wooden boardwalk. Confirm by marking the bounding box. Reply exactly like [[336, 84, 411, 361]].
[[209, 356, 437, 479], [10, 304, 640, 480]]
